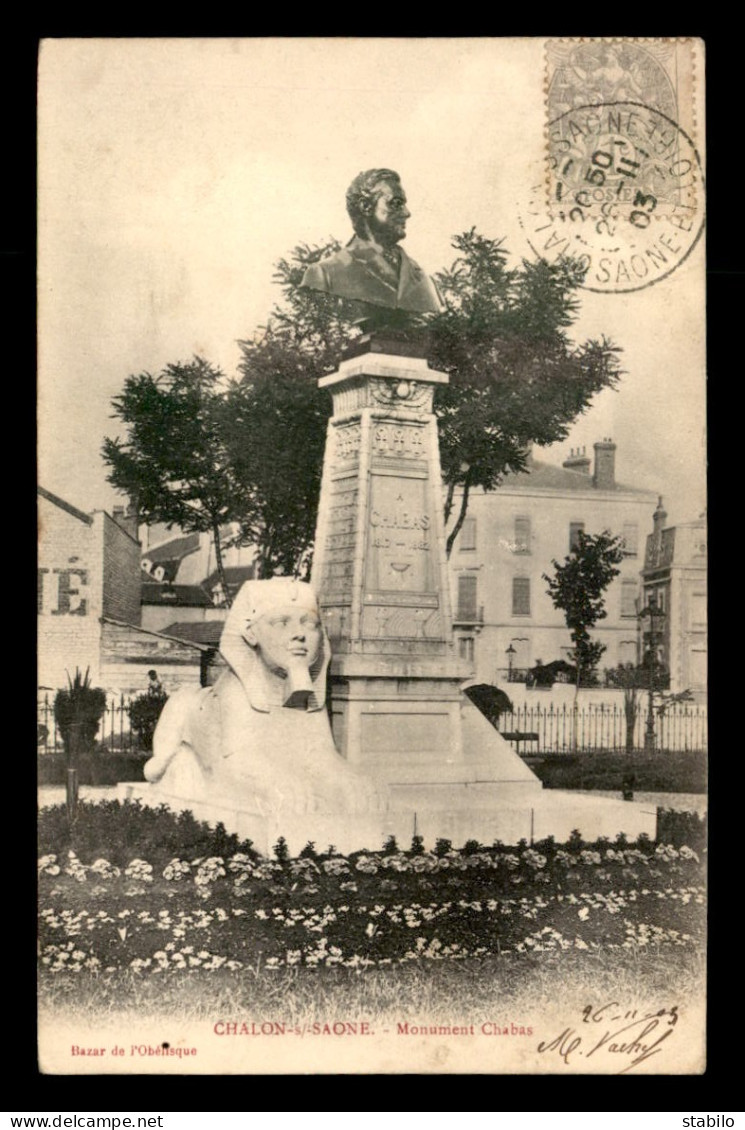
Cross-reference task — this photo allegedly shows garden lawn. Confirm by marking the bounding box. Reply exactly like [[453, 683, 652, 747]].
[[40, 946, 704, 1029], [38, 801, 706, 1026], [525, 750, 706, 793]]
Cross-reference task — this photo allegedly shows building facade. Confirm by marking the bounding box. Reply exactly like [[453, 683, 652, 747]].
[[38, 487, 142, 690], [641, 500, 707, 700], [447, 441, 658, 688], [38, 488, 212, 695]]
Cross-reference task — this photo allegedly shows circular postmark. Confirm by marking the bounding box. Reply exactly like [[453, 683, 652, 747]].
[[519, 101, 705, 294]]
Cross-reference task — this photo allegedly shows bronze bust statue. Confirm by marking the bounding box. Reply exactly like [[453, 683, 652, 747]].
[[300, 169, 443, 315]]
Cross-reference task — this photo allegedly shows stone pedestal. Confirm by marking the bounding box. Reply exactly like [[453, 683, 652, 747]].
[[312, 342, 543, 805], [310, 339, 656, 844]]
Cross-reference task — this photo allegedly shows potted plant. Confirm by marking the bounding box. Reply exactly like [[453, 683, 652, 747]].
[[53, 668, 107, 823], [127, 687, 169, 752]]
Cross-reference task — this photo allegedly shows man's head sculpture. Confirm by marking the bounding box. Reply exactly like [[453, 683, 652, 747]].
[[220, 578, 331, 712], [299, 168, 443, 314], [345, 168, 408, 242]]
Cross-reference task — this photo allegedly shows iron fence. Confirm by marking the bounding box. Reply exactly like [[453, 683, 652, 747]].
[[38, 690, 708, 757], [496, 700, 707, 754], [37, 692, 140, 755]]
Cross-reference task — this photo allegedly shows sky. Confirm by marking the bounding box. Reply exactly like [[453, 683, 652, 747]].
[[37, 38, 706, 530]]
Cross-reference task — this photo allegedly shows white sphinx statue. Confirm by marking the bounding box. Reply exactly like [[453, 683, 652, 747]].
[[144, 578, 384, 819]]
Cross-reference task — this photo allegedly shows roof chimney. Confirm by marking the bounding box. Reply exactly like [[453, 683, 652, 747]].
[[593, 438, 616, 490], [111, 499, 140, 542], [653, 495, 667, 541], [562, 445, 591, 475]]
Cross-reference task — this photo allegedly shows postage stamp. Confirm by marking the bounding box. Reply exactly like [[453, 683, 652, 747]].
[[545, 39, 700, 144], [519, 39, 705, 293]]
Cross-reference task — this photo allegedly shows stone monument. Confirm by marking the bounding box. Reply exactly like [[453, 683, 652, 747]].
[[125, 170, 656, 850], [305, 169, 656, 845], [138, 578, 390, 853]]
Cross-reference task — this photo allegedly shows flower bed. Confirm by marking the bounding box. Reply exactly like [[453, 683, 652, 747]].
[[38, 803, 705, 977]]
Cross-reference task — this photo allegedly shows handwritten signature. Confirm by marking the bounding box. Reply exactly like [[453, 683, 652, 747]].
[[537, 1001, 679, 1074]]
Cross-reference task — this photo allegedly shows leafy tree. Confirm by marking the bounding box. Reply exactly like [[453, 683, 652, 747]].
[[231, 232, 623, 564], [656, 689, 694, 716], [103, 232, 623, 579], [463, 683, 514, 728], [127, 689, 169, 752], [543, 530, 625, 706], [102, 357, 249, 606], [606, 664, 644, 752], [219, 241, 368, 577], [219, 346, 329, 578], [428, 232, 623, 554]]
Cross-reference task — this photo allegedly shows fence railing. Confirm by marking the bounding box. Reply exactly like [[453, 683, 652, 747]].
[[38, 692, 708, 757], [496, 701, 707, 754], [37, 692, 140, 755]]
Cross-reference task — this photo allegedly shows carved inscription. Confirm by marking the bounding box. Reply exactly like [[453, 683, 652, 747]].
[[322, 482, 359, 597], [372, 422, 426, 460], [361, 605, 443, 640], [365, 476, 435, 595], [334, 423, 361, 464], [322, 605, 350, 641]]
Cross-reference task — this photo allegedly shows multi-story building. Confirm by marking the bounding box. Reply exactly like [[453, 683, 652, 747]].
[[447, 440, 658, 687], [140, 524, 255, 597], [641, 500, 707, 700]]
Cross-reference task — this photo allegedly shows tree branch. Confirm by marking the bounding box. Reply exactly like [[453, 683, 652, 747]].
[[446, 471, 472, 558], [443, 481, 456, 525]]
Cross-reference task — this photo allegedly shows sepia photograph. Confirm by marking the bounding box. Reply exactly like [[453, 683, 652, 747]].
[[37, 37, 707, 1075]]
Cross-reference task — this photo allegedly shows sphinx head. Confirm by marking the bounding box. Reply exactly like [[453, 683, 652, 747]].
[[220, 579, 330, 711]]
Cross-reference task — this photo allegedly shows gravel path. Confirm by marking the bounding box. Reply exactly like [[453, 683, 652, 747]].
[[568, 789, 707, 814], [38, 784, 707, 815]]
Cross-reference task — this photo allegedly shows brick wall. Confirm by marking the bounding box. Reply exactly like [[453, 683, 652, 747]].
[[101, 511, 142, 623], [38, 492, 103, 690]]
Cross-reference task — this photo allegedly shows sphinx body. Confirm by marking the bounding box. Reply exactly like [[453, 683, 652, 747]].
[[144, 579, 383, 819]]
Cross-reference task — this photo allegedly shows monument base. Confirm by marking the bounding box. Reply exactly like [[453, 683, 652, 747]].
[[118, 781, 656, 857]]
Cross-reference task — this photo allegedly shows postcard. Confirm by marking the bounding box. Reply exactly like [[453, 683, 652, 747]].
[[37, 37, 706, 1075]]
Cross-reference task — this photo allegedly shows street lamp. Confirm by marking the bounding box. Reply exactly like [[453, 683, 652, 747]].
[[505, 638, 528, 684], [639, 594, 665, 752]]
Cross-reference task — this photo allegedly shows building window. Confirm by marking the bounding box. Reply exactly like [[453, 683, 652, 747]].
[[690, 592, 706, 630], [569, 522, 585, 552], [619, 639, 637, 666], [457, 574, 478, 621], [648, 587, 666, 614], [621, 580, 638, 618], [689, 648, 707, 686], [514, 516, 531, 555], [512, 576, 531, 616], [458, 636, 475, 663], [459, 517, 476, 551], [622, 522, 638, 556]]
